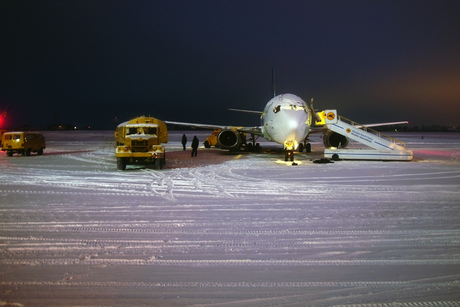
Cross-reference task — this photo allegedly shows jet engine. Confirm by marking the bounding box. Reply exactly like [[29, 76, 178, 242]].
[[217, 129, 245, 151], [323, 130, 348, 148]]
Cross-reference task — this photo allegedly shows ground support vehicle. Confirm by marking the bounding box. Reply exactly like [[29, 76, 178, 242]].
[[1, 132, 46, 156], [203, 129, 221, 148], [115, 116, 168, 170], [322, 110, 413, 161]]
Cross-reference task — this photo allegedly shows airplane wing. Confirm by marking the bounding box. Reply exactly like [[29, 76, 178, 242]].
[[228, 108, 263, 115], [165, 121, 226, 131], [164, 121, 265, 137], [355, 121, 409, 128]]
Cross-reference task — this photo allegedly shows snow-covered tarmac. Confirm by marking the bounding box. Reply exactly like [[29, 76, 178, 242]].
[[1, 130, 459, 306]]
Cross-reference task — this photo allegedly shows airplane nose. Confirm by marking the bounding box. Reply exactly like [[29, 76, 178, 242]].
[[284, 110, 309, 141]]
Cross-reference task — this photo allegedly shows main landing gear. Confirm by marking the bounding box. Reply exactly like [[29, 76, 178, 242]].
[[246, 134, 261, 152], [298, 138, 312, 153]]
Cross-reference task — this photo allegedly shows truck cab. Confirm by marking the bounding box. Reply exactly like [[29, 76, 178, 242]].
[[115, 116, 168, 170]]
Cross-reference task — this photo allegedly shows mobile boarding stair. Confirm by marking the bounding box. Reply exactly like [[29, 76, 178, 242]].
[[323, 110, 413, 161]]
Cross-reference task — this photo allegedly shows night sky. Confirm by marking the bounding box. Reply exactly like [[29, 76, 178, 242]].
[[1, 0, 460, 130]]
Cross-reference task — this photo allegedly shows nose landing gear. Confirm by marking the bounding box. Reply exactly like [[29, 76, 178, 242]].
[[285, 150, 294, 162]]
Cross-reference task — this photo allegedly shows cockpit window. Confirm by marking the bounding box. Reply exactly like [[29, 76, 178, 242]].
[[273, 105, 281, 114]]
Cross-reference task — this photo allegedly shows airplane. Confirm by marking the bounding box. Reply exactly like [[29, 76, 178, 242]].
[[165, 92, 408, 161], [165, 69, 408, 161]]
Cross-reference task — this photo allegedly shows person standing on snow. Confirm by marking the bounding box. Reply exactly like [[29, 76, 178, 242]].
[[181, 134, 187, 151], [191, 135, 199, 157]]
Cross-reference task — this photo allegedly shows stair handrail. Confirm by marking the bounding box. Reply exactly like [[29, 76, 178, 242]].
[[338, 116, 407, 149]]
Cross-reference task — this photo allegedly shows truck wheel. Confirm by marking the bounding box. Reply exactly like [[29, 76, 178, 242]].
[[38, 148, 44, 155], [117, 157, 127, 170], [155, 158, 163, 170], [204, 141, 210, 148], [6, 151, 13, 157], [25, 149, 31, 156]]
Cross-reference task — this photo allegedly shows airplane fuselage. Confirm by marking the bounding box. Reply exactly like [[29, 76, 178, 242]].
[[261, 94, 310, 150]]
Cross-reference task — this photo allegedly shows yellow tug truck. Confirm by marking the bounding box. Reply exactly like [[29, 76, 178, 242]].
[[115, 116, 168, 170]]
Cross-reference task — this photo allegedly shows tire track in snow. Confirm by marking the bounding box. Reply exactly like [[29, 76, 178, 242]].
[[1, 227, 458, 236], [0, 188, 155, 197], [8, 164, 455, 200], [62, 152, 113, 166], [2, 258, 460, 267], [1, 280, 458, 289], [144, 170, 176, 200]]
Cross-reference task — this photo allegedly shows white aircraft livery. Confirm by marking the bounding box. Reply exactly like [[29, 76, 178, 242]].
[[165, 93, 410, 161], [260, 93, 310, 149], [166, 93, 312, 157]]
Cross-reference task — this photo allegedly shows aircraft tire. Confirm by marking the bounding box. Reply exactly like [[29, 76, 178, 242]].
[[298, 143, 304, 152], [305, 143, 311, 153]]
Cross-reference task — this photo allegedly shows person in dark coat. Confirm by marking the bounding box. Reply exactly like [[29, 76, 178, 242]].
[[191, 135, 199, 157], [181, 134, 187, 151]]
